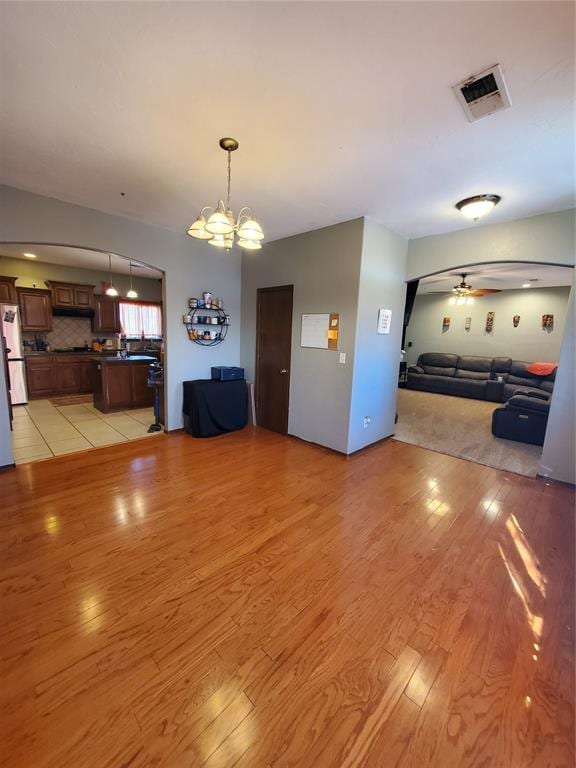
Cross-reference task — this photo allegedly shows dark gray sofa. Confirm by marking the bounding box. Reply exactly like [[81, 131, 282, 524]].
[[407, 353, 556, 403], [492, 392, 550, 446]]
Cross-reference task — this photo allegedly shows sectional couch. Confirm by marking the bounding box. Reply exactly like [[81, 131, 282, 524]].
[[406, 353, 556, 403]]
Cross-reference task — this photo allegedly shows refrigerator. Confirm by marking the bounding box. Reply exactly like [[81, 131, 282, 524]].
[[1, 304, 28, 405]]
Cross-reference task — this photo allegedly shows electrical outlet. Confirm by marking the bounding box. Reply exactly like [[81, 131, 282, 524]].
[[339, 352, 346, 364], [363, 416, 371, 429]]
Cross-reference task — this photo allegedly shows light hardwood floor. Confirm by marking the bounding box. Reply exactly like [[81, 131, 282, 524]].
[[0, 427, 573, 767]]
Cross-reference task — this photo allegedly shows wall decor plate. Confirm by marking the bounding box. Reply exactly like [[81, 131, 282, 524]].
[[465, 317, 471, 332], [513, 315, 520, 327], [485, 311, 495, 333], [542, 314, 554, 331], [442, 316, 450, 332]]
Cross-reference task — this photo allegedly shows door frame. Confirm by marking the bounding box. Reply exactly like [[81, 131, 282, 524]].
[[255, 284, 294, 434]]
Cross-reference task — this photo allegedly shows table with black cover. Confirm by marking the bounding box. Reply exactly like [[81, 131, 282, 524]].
[[182, 379, 248, 437]]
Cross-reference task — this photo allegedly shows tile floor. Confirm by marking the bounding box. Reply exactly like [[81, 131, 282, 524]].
[[11, 400, 162, 465]]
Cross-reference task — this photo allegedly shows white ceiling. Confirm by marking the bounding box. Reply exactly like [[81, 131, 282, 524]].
[[0, 2, 574, 242], [0, 244, 163, 278], [419, 262, 574, 293]]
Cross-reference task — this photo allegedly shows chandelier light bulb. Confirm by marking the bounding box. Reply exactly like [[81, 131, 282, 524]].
[[188, 215, 214, 240], [205, 209, 234, 236], [238, 238, 262, 250], [106, 285, 118, 297]]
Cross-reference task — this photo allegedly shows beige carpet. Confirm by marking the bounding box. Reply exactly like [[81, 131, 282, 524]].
[[394, 388, 542, 477]]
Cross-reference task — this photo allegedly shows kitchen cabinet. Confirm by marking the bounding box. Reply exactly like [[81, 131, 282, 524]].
[[25, 357, 58, 398], [49, 281, 94, 309], [0, 276, 17, 303], [18, 288, 53, 332], [92, 296, 120, 334], [92, 357, 155, 413], [25, 354, 97, 399]]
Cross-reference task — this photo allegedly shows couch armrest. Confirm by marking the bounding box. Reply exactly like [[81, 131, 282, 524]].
[[513, 388, 550, 401], [408, 365, 423, 374], [507, 394, 551, 414]]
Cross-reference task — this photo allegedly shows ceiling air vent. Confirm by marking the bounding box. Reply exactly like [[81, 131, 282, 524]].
[[453, 64, 511, 122]]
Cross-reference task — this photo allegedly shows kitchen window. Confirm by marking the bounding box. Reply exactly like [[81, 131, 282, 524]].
[[119, 301, 162, 339]]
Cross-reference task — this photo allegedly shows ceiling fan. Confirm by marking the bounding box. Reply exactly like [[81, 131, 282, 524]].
[[425, 273, 500, 304]]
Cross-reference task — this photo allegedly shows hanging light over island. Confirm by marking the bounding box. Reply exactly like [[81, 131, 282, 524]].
[[187, 138, 264, 252]]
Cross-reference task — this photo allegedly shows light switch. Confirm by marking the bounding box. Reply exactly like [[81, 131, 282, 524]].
[[339, 352, 346, 364]]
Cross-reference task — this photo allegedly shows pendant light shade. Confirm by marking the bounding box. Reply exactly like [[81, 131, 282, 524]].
[[205, 208, 234, 236], [187, 215, 214, 240], [186, 138, 264, 252], [237, 218, 264, 241], [238, 238, 262, 250]]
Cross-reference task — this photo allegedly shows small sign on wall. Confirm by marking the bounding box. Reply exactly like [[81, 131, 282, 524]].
[[377, 308, 392, 335]]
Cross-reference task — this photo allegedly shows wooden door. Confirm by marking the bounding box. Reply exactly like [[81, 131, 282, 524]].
[[56, 362, 81, 393], [25, 358, 57, 398], [92, 297, 120, 333], [18, 289, 52, 331], [53, 285, 75, 306], [255, 285, 293, 434], [74, 287, 93, 308]]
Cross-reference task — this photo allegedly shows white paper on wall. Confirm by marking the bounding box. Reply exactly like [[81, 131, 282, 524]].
[[301, 313, 330, 349]]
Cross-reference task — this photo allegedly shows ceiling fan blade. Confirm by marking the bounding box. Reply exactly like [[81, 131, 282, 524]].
[[471, 289, 501, 296]]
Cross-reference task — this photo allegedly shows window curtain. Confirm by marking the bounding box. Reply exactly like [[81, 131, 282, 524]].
[[119, 302, 162, 338]]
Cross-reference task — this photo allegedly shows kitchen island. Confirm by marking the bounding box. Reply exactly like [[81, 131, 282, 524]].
[[91, 355, 156, 413]]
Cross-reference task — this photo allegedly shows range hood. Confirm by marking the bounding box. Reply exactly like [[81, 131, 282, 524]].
[[52, 307, 95, 318]]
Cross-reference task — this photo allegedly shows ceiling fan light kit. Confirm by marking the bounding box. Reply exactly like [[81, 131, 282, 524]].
[[187, 138, 264, 252], [455, 194, 501, 221]]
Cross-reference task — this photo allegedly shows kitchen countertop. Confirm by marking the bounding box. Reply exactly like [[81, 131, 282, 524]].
[[24, 350, 160, 357], [94, 355, 157, 363]]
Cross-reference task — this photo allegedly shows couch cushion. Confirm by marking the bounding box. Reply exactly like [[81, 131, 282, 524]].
[[508, 394, 551, 414], [448, 378, 488, 398], [418, 353, 460, 369], [422, 365, 456, 377], [503, 383, 543, 401], [457, 356, 493, 373], [508, 374, 541, 387], [492, 357, 512, 377], [540, 381, 554, 393], [407, 373, 453, 394], [455, 369, 490, 381]]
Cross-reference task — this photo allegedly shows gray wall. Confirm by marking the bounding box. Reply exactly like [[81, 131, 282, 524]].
[[540, 277, 575, 484], [348, 218, 407, 453], [407, 209, 575, 281], [241, 219, 364, 453], [0, 254, 163, 301], [0, 185, 241, 431], [406, 286, 571, 366]]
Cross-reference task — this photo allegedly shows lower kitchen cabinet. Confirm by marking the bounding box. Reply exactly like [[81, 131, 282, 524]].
[[92, 359, 154, 412], [25, 355, 96, 399]]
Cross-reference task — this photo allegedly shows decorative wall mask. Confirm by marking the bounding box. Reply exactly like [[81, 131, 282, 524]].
[[542, 314, 554, 331], [485, 312, 495, 333], [465, 317, 471, 332], [513, 315, 520, 328], [442, 316, 451, 332]]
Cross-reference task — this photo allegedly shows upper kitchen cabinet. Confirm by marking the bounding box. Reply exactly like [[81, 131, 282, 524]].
[[92, 296, 120, 334], [17, 288, 53, 332], [48, 281, 94, 310], [0, 276, 17, 303]]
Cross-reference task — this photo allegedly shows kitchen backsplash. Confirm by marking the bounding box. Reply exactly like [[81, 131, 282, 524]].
[[24, 316, 114, 350]]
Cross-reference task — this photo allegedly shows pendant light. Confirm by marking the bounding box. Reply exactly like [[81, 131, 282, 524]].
[[126, 262, 138, 299], [187, 138, 264, 252], [106, 253, 118, 297]]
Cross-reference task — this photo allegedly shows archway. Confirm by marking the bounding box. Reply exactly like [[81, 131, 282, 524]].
[[0, 242, 166, 466], [396, 260, 574, 479]]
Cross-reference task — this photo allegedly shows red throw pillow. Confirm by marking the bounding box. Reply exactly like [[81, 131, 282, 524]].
[[526, 362, 557, 377]]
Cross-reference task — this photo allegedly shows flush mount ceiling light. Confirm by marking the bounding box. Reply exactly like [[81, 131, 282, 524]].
[[23, 252, 36, 258], [105, 253, 119, 297], [126, 262, 138, 299], [455, 194, 501, 222], [448, 274, 475, 305], [187, 138, 264, 252]]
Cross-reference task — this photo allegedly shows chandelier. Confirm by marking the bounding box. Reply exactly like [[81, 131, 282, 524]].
[[186, 137, 264, 252], [448, 274, 474, 305]]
